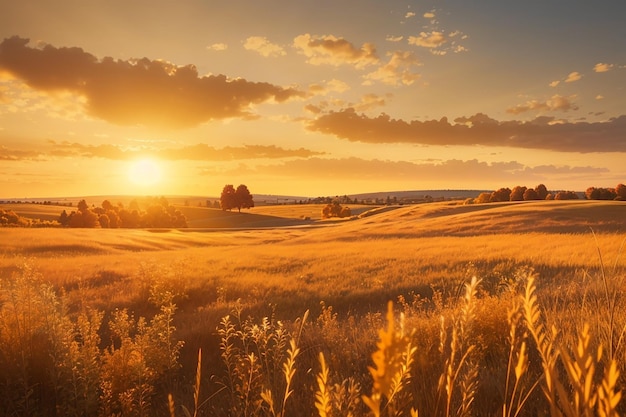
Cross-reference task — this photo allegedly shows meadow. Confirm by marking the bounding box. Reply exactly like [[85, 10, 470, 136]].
[[1, 199, 625, 416]]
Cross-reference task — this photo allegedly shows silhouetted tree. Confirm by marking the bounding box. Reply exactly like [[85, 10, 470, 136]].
[[220, 185, 237, 211], [77, 199, 89, 212], [235, 184, 254, 212], [535, 184, 549, 200], [554, 191, 579, 200], [98, 214, 110, 228], [475, 192, 492, 204], [102, 200, 114, 211], [585, 187, 616, 200], [616, 183, 626, 200], [59, 210, 69, 227], [490, 188, 511, 202], [510, 186, 527, 201], [523, 188, 539, 200]]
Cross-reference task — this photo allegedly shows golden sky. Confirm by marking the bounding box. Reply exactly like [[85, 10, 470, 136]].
[[1, 0, 625, 198]]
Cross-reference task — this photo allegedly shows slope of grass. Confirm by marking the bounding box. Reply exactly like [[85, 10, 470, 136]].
[[1, 199, 625, 416]]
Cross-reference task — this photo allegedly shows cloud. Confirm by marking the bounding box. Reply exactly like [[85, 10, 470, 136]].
[[0, 36, 303, 128], [243, 36, 286, 57], [306, 92, 388, 114], [405, 12, 416, 19], [506, 94, 578, 114], [386, 35, 403, 42], [48, 142, 324, 161], [408, 31, 447, 48], [207, 43, 228, 51], [249, 156, 608, 186], [307, 79, 350, 96], [293, 34, 379, 68], [352, 93, 389, 112], [0, 145, 43, 160], [593, 62, 614, 73], [549, 80, 560, 87], [564, 71, 582, 83], [407, 30, 467, 55], [423, 12, 436, 19], [307, 108, 626, 152], [363, 50, 421, 86]]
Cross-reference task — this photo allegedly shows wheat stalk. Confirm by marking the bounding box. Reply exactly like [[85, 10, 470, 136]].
[[315, 352, 332, 417]]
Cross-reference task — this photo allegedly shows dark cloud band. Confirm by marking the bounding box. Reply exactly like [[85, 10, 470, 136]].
[[307, 108, 626, 153]]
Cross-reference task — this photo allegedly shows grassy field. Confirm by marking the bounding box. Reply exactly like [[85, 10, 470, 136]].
[[1, 199, 625, 416]]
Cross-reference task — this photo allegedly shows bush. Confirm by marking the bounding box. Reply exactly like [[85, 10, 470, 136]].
[[321, 202, 351, 219]]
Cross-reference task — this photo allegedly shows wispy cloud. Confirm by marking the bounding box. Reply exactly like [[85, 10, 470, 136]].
[[0, 37, 303, 129], [243, 156, 609, 186], [3, 142, 324, 161], [363, 50, 421, 86], [307, 109, 626, 153], [385, 35, 403, 42], [243, 36, 286, 57], [207, 43, 228, 51], [307, 79, 350, 96], [0, 145, 43, 160]]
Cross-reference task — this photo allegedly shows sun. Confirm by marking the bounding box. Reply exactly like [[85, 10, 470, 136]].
[[128, 158, 163, 187]]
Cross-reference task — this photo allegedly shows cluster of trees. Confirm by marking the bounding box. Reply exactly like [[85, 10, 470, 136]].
[[470, 182, 626, 204], [0, 200, 71, 206], [321, 202, 352, 219], [0, 208, 57, 227], [1, 208, 30, 227], [59, 197, 187, 228], [220, 184, 254, 212], [585, 185, 626, 200]]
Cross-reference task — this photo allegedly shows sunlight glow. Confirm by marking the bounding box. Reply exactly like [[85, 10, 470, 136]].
[[128, 158, 163, 187]]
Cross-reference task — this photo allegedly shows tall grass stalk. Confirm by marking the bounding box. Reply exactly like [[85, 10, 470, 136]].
[[363, 301, 417, 417]]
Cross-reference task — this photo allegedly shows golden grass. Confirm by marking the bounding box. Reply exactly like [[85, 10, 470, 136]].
[[2, 199, 626, 416]]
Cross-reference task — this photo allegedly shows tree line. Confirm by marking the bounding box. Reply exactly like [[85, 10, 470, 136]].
[[59, 197, 188, 228], [468, 182, 626, 204]]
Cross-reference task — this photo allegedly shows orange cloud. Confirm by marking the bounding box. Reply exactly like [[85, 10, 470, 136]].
[[307, 109, 626, 152], [408, 31, 447, 48], [243, 36, 286, 57], [293, 34, 379, 68], [0, 145, 43, 160], [249, 157, 608, 185], [207, 43, 228, 51], [363, 50, 421, 86], [593, 62, 613, 73], [506, 94, 578, 114], [564, 71, 582, 83], [0, 37, 303, 128], [43, 142, 324, 161]]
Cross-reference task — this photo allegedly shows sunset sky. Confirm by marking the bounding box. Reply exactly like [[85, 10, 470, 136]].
[[1, 0, 625, 198]]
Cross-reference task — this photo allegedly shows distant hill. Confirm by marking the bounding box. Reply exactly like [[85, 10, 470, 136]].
[[348, 189, 488, 201]]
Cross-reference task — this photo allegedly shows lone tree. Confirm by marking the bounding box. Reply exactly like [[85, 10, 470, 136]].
[[220, 184, 254, 212], [235, 184, 254, 212]]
